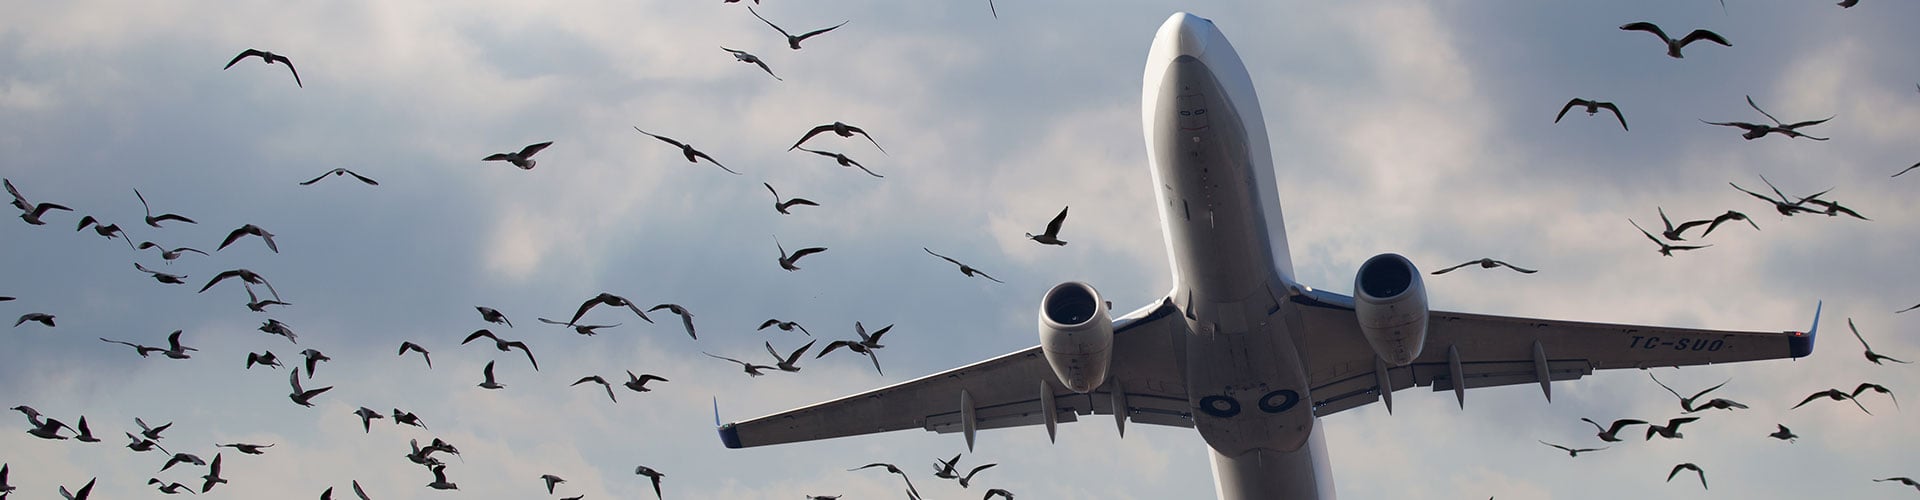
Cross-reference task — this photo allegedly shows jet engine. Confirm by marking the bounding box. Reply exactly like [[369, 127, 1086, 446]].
[[1038, 281, 1114, 393], [1354, 253, 1429, 366]]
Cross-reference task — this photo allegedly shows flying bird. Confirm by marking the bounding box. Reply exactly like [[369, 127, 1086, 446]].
[[758, 318, 811, 336], [134, 189, 196, 227], [224, 49, 302, 87], [767, 339, 817, 372], [1731, 176, 1826, 216], [301, 348, 331, 378], [795, 147, 884, 178], [100, 337, 166, 358], [1644, 416, 1700, 440], [1767, 424, 1797, 442], [352, 407, 384, 433], [567, 292, 655, 326], [925, 248, 1005, 283], [1799, 196, 1870, 220], [789, 121, 886, 154], [0, 464, 12, 496], [1667, 463, 1707, 490], [1429, 258, 1536, 275], [542, 474, 567, 494], [217, 442, 275, 455], [149, 478, 195, 495], [74, 216, 136, 249], [200, 454, 226, 493], [818, 339, 885, 375], [765, 183, 819, 215], [1538, 440, 1606, 457], [477, 360, 506, 390], [476, 306, 512, 327], [1618, 22, 1730, 58], [159, 452, 207, 472], [537, 317, 622, 336], [749, 6, 849, 50], [1791, 388, 1872, 414], [134, 262, 189, 285], [245, 286, 291, 312], [300, 168, 379, 186], [461, 329, 539, 370], [483, 141, 554, 169], [1026, 206, 1070, 245], [1648, 373, 1745, 413], [392, 409, 427, 429], [633, 128, 740, 174], [1894, 162, 1919, 178], [5, 178, 73, 225], [572, 375, 619, 403], [1702, 96, 1833, 141], [58, 477, 95, 500], [1652, 207, 1712, 241], [1850, 382, 1898, 409], [125, 432, 167, 454], [649, 303, 698, 340], [399, 341, 433, 368], [1875, 477, 1919, 492], [288, 368, 333, 407], [624, 371, 668, 392], [137, 242, 208, 262], [1693, 210, 1759, 237], [851, 463, 921, 500], [1554, 98, 1628, 130], [984, 489, 1016, 500], [427, 464, 459, 490], [14, 312, 54, 327], [259, 319, 299, 343], [72, 416, 101, 442], [218, 224, 279, 253], [1631, 219, 1710, 257], [775, 236, 827, 271], [1848, 318, 1908, 365], [634, 465, 666, 500], [952, 462, 997, 488], [134, 417, 171, 441], [721, 47, 782, 80], [706, 352, 775, 377], [27, 417, 73, 440]]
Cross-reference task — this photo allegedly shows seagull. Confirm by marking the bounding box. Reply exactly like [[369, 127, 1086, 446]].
[[100, 337, 166, 358], [1631, 219, 1710, 257], [259, 319, 299, 344], [483, 141, 554, 170], [288, 368, 333, 407], [795, 147, 883, 177], [137, 242, 208, 262], [58, 477, 95, 500], [135, 417, 171, 441], [0, 464, 12, 496], [352, 407, 384, 433], [126, 432, 167, 454], [1876, 477, 1920, 492], [461, 329, 539, 370], [217, 442, 275, 455], [541, 474, 566, 494], [1693, 210, 1760, 238], [202, 269, 282, 302], [224, 49, 302, 87], [765, 183, 819, 215], [1648, 373, 1743, 413], [1838, 0, 1860, 6], [1799, 196, 1869, 220], [399, 341, 433, 368], [624, 371, 668, 392], [1652, 207, 1713, 241], [984, 489, 1016, 500], [1618, 22, 1730, 58], [852, 321, 894, 349], [851, 463, 921, 500], [477, 360, 506, 390], [775, 236, 828, 271], [1899, 303, 1920, 314], [566, 292, 655, 326], [352, 480, 369, 500], [27, 417, 73, 439], [134, 263, 189, 285], [706, 352, 775, 377], [1644, 417, 1700, 440], [218, 224, 279, 253], [427, 464, 459, 490], [649, 303, 698, 340], [200, 454, 226, 493], [299, 168, 379, 186], [160, 452, 207, 472], [5, 178, 72, 225], [149, 478, 195, 495], [953, 463, 997, 488], [1849, 318, 1908, 365], [245, 286, 291, 312], [14, 313, 54, 327], [301, 348, 331, 378], [789, 121, 886, 154], [818, 339, 884, 375], [72, 416, 101, 442], [721, 47, 782, 80], [74, 216, 137, 249], [1429, 258, 1536, 275], [633, 127, 740, 174], [1791, 388, 1872, 414], [1767, 424, 1797, 442], [133, 189, 196, 227], [934, 454, 965, 479], [1851, 382, 1898, 409], [1667, 463, 1707, 490], [749, 6, 849, 50], [1702, 96, 1833, 141], [1554, 98, 1628, 130], [925, 248, 1005, 283], [476, 306, 512, 327], [634, 465, 667, 499], [1538, 440, 1607, 458], [758, 318, 811, 336], [1894, 162, 1919, 178], [1026, 206, 1070, 245], [1731, 176, 1826, 216], [768, 339, 817, 372], [537, 317, 621, 336], [572, 375, 619, 403], [392, 409, 427, 429]]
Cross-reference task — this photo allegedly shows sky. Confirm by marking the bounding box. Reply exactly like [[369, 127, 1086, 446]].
[[1, 0, 1917, 499]]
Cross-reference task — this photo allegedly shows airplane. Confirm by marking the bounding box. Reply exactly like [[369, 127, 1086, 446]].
[[717, 12, 1817, 500]]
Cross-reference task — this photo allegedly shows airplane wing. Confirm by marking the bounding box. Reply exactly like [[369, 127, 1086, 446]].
[[719, 298, 1193, 449], [1288, 290, 1818, 416]]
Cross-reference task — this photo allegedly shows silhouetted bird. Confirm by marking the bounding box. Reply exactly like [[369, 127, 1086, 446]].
[[790, 121, 886, 154], [399, 341, 433, 368], [483, 141, 553, 170], [1619, 22, 1730, 58], [461, 329, 538, 370], [1554, 98, 1628, 130], [1791, 388, 1871, 414], [1631, 220, 1710, 256], [634, 128, 739, 174], [224, 49, 302, 87], [749, 7, 849, 50], [634, 465, 665, 499], [925, 248, 1005, 283], [1539, 440, 1607, 458], [300, 168, 379, 186], [1768, 424, 1797, 442], [650, 303, 698, 340], [134, 189, 196, 227], [1849, 319, 1908, 365], [1026, 206, 1070, 246], [796, 147, 884, 178], [566, 292, 655, 326], [1644, 417, 1700, 440], [6, 178, 72, 225], [1667, 463, 1707, 490], [776, 237, 827, 271], [722, 47, 782, 80], [1430, 258, 1535, 275], [219, 224, 279, 253], [765, 183, 819, 215]]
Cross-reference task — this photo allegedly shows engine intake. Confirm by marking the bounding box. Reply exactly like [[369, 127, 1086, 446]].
[[1354, 253, 1429, 366], [1039, 282, 1114, 393]]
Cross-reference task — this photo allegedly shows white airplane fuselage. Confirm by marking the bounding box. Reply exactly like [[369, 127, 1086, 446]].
[[1142, 13, 1336, 500]]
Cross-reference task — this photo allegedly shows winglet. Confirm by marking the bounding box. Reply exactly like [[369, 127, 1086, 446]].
[[715, 397, 744, 449], [1788, 300, 1820, 359]]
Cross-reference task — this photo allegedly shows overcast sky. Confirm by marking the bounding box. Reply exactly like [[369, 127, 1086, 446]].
[[2, 1, 1917, 499]]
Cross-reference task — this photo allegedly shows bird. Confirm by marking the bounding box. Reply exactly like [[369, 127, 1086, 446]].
[[134, 262, 189, 285], [1767, 424, 1797, 443], [1667, 463, 1707, 490], [749, 6, 849, 50], [1648, 373, 1744, 413], [1838, 0, 1860, 6], [321, 486, 334, 500], [392, 409, 427, 429], [14, 313, 54, 327], [765, 183, 819, 215], [352, 480, 369, 500], [0, 464, 12, 497], [217, 442, 275, 455], [1875, 477, 1919, 491], [218, 224, 279, 253], [1702, 96, 1833, 141], [399, 341, 433, 368], [721, 47, 782, 80], [135, 417, 172, 441], [1799, 196, 1870, 220], [224, 49, 302, 87], [706, 352, 775, 377], [477, 360, 506, 389], [137, 242, 208, 262], [774, 236, 828, 271], [1618, 22, 1730, 58], [925, 248, 1005, 283], [352, 407, 384, 433], [624, 371, 668, 392], [1026, 206, 1070, 245], [288, 368, 332, 407], [125, 432, 167, 454], [633, 127, 740, 174], [5, 178, 73, 225], [1630, 220, 1710, 257], [1693, 210, 1759, 238], [758, 318, 812, 336], [245, 286, 291, 312], [202, 268, 282, 301], [984, 489, 1016, 500], [852, 463, 921, 500], [851, 321, 894, 349], [572, 375, 619, 403], [74, 216, 136, 249], [541, 474, 566, 494], [300, 168, 379, 186], [537, 317, 622, 336], [566, 292, 655, 326], [427, 464, 459, 490], [1652, 207, 1713, 241], [1894, 162, 1919, 178], [149, 478, 195, 495], [100, 337, 166, 357], [818, 339, 885, 375], [768, 339, 817, 372], [789, 121, 886, 154], [301, 348, 331, 378], [133, 189, 196, 227], [649, 303, 698, 340], [634, 465, 666, 499], [1792, 388, 1871, 414], [0, 296, 11, 301], [1848, 318, 1908, 365], [483, 141, 553, 170], [953, 463, 998, 488], [1538, 440, 1606, 458], [476, 306, 512, 327], [1850, 382, 1899, 409], [27, 417, 73, 439], [1644, 417, 1700, 440], [200, 454, 226, 493], [58, 477, 95, 500], [1899, 303, 1920, 314], [795, 147, 884, 178], [1429, 258, 1536, 275], [72, 416, 100, 442], [461, 329, 539, 370], [160, 452, 207, 472], [259, 319, 299, 344], [1554, 98, 1628, 130], [1731, 176, 1826, 216]]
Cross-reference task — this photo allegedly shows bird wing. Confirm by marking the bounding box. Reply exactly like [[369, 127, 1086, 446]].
[[1043, 206, 1069, 236], [705, 352, 750, 366], [1745, 95, 1785, 126], [344, 169, 379, 185], [691, 150, 741, 174], [1595, 102, 1628, 130], [752, 59, 782, 81], [507, 341, 539, 370], [1429, 261, 1473, 275], [747, 6, 794, 39], [1553, 98, 1585, 123], [1781, 116, 1834, 130], [1494, 261, 1537, 273], [786, 340, 818, 364], [519, 141, 554, 158], [1678, 30, 1731, 49], [791, 126, 834, 150], [223, 49, 263, 69], [924, 247, 963, 266], [789, 246, 828, 262], [1893, 163, 1920, 178], [299, 171, 332, 185], [794, 20, 851, 42], [1618, 22, 1669, 42], [460, 329, 494, 345], [632, 128, 685, 148]]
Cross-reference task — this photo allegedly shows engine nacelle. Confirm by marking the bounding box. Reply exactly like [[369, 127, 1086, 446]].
[[1038, 281, 1114, 393], [1354, 253, 1430, 366]]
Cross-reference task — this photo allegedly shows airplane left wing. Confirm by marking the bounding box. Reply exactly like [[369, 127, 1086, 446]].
[[719, 299, 1192, 449]]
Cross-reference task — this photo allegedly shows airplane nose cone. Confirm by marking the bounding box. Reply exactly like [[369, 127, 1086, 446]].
[[1160, 12, 1214, 58]]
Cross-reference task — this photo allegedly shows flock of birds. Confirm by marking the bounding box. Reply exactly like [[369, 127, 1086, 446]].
[[2, 2, 1915, 500]]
